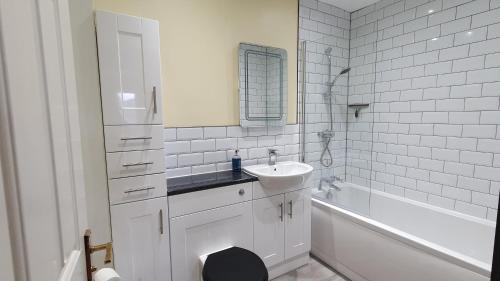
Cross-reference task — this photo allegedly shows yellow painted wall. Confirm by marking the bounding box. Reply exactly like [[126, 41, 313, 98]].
[[93, 0, 298, 127]]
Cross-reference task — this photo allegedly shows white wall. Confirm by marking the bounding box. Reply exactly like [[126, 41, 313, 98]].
[[299, 0, 500, 221], [299, 0, 352, 187], [347, 0, 500, 220], [68, 0, 112, 267]]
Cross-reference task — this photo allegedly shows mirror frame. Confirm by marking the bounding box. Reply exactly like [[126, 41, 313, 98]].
[[238, 42, 288, 127]]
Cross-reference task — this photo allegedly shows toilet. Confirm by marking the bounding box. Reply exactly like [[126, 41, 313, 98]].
[[200, 247, 268, 281]]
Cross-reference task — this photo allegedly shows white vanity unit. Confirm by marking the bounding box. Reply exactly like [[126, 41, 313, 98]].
[[168, 171, 312, 281], [95, 11, 171, 281]]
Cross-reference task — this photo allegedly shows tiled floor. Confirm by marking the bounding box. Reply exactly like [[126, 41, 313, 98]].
[[272, 257, 348, 281]]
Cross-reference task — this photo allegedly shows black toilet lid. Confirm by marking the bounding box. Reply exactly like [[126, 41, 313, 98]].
[[202, 247, 268, 281]]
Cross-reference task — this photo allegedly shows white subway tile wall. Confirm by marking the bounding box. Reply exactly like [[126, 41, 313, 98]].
[[299, 0, 351, 185], [345, 0, 500, 220], [164, 125, 300, 178]]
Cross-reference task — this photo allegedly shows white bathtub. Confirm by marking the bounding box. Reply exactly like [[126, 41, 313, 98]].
[[311, 182, 495, 281]]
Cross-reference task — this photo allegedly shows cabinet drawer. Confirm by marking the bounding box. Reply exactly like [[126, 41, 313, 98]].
[[168, 183, 252, 218], [106, 149, 165, 179], [252, 176, 313, 200], [109, 173, 167, 205], [104, 125, 164, 152]]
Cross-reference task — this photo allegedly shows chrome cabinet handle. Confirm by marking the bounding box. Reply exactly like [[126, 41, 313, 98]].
[[153, 86, 157, 114], [124, 186, 155, 194], [159, 209, 164, 235], [120, 136, 153, 141], [288, 201, 293, 219], [122, 161, 153, 167], [279, 203, 284, 222]]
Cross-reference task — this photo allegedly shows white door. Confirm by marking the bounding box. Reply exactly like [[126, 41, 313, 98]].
[[110, 197, 171, 281], [285, 189, 311, 260], [0, 0, 89, 280], [95, 11, 163, 125], [170, 202, 253, 281], [253, 195, 285, 267]]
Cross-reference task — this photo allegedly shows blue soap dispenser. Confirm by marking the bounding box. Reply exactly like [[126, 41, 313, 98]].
[[232, 149, 241, 172]]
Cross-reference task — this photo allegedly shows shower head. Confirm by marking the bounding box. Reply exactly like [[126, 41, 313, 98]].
[[328, 67, 351, 89], [325, 47, 332, 55], [333, 67, 351, 81], [339, 67, 351, 75]]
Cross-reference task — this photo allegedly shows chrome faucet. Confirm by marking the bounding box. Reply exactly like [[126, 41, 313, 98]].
[[268, 149, 278, 166], [332, 176, 343, 183], [319, 176, 343, 191]]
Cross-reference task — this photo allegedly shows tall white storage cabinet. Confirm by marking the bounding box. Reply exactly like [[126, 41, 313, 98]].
[[95, 11, 171, 281]]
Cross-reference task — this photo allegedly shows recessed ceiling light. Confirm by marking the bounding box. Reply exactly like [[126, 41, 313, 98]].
[[428, 9, 434, 14], [431, 38, 438, 41], [467, 31, 473, 35]]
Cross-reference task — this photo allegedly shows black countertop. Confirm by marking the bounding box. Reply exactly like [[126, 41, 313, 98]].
[[167, 170, 258, 196]]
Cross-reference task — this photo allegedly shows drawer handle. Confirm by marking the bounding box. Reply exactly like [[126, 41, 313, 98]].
[[153, 86, 158, 114], [159, 209, 164, 235], [124, 186, 155, 194], [120, 136, 153, 141], [122, 161, 153, 167], [279, 203, 284, 222], [238, 189, 245, 196]]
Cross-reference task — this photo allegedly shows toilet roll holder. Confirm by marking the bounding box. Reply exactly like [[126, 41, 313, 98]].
[[84, 229, 113, 281]]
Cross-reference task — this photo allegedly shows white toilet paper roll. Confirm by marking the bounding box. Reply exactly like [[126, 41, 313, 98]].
[[94, 268, 121, 281]]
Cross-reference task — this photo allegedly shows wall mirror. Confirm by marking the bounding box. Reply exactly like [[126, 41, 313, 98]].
[[239, 43, 287, 127]]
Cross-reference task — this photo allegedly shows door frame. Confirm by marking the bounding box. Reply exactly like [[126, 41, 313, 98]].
[[0, 0, 89, 280], [0, 19, 26, 281], [0, 131, 16, 281]]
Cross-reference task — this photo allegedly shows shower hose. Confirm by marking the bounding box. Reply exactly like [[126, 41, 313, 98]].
[[320, 135, 333, 167]]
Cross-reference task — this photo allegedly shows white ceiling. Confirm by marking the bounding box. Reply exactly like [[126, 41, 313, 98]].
[[319, 0, 379, 12]]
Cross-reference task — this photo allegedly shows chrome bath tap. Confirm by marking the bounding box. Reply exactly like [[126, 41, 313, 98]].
[[319, 176, 343, 191]]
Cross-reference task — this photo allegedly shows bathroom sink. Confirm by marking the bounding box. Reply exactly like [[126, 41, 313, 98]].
[[243, 161, 313, 189]]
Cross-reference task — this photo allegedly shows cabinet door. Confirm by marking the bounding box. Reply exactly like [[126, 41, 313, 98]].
[[170, 202, 253, 281], [284, 189, 311, 260], [95, 11, 162, 125], [111, 197, 171, 281], [253, 194, 285, 267]]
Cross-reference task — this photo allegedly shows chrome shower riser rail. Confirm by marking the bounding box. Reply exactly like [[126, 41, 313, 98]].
[[300, 40, 307, 163]]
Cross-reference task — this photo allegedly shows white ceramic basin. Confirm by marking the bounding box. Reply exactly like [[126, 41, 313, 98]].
[[243, 161, 313, 189]]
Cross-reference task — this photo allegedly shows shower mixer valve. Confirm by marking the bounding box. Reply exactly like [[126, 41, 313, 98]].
[[319, 130, 335, 138]]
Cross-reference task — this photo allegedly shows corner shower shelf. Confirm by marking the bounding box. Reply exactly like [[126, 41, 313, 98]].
[[348, 103, 370, 118]]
